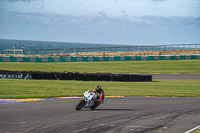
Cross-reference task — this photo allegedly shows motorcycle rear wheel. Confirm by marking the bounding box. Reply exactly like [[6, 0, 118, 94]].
[[75, 99, 86, 110], [90, 103, 99, 110]]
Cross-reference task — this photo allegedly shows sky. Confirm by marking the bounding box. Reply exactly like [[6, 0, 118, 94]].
[[0, 0, 200, 45]]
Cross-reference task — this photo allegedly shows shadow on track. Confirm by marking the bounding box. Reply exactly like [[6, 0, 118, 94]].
[[87, 109, 137, 111]]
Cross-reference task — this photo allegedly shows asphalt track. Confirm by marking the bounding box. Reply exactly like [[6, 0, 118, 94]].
[[120, 73, 200, 79], [0, 74, 199, 133], [151, 73, 200, 79], [0, 96, 200, 133]]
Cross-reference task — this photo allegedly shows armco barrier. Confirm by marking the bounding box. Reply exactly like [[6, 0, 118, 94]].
[[0, 70, 152, 82], [0, 54, 199, 62]]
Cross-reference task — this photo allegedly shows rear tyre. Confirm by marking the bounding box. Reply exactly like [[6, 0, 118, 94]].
[[75, 99, 86, 110], [90, 103, 99, 110]]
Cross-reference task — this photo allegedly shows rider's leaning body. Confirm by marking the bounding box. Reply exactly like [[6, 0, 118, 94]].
[[88, 85, 104, 105]]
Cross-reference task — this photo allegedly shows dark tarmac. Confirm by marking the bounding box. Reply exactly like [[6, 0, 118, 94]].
[[0, 73, 199, 133], [151, 73, 200, 79], [0, 97, 200, 133]]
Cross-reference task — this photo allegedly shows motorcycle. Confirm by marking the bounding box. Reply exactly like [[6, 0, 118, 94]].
[[75, 90, 101, 110]]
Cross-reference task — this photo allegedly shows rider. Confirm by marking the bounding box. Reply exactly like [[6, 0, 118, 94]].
[[89, 85, 104, 105]]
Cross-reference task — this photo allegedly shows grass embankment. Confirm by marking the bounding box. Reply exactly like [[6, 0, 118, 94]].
[[192, 129, 200, 133], [0, 60, 199, 99], [0, 79, 200, 99], [0, 59, 200, 73]]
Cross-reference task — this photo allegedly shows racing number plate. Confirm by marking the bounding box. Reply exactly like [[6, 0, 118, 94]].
[[85, 92, 91, 99]]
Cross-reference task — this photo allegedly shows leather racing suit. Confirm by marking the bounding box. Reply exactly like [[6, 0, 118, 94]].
[[89, 89, 104, 105]]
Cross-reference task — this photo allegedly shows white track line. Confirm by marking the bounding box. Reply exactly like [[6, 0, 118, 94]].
[[184, 125, 200, 133]]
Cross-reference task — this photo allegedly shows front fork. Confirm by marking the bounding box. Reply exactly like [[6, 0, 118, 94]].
[[83, 99, 94, 108]]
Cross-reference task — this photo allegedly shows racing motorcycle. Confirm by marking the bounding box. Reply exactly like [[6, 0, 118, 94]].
[[75, 90, 100, 110]]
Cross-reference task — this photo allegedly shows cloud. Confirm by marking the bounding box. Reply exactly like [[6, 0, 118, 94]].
[[142, 15, 200, 26], [1, 10, 199, 45], [2, 10, 199, 28], [121, 10, 126, 14], [0, 0, 199, 44], [98, 11, 107, 17]]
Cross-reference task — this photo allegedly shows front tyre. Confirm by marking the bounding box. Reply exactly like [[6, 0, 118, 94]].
[[75, 99, 86, 110]]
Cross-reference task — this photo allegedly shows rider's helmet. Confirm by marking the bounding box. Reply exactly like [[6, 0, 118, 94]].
[[95, 85, 102, 92]]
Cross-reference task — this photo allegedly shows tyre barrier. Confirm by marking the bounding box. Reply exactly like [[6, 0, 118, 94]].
[[0, 70, 152, 82]]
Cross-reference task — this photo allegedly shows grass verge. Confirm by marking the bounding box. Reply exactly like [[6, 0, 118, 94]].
[[0, 59, 200, 73], [192, 129, 200, 133], [0, 79, 200, 99]]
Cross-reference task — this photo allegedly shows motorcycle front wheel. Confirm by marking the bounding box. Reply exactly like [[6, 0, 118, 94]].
[[75, 99, 86, 110]]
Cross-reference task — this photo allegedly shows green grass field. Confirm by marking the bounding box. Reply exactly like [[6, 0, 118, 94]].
[[0, 60, 200, 99], [0, 79, 200, 99], [192, 129, 200, 133], [0, 59, 200, 73]]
